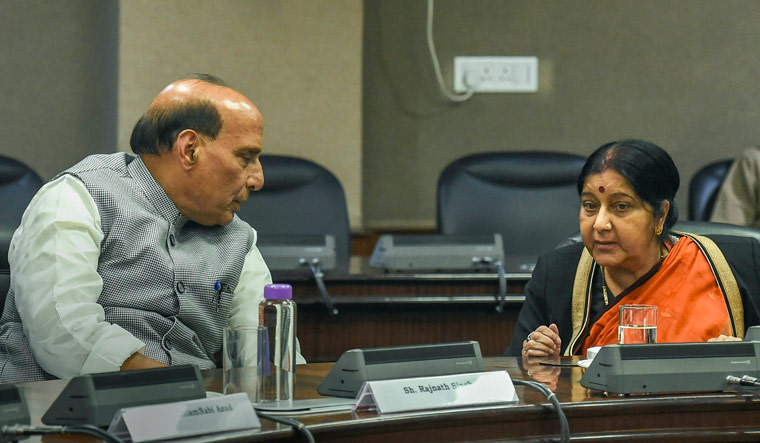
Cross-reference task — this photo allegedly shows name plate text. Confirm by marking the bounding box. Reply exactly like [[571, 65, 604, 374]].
[[108, 392, 259, 442], [354, 371, 517, 414]]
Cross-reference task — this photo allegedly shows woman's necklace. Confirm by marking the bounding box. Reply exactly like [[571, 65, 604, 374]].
[[601, 245, 667, 306], [601, 267, 610, 306]]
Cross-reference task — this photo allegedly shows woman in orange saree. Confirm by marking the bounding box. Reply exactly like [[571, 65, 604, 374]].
[[506, 140, 756, 358]]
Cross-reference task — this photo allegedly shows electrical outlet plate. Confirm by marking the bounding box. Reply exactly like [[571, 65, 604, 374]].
[[454, 56, 538, 93]]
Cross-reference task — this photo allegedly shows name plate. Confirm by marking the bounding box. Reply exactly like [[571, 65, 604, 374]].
[[353, 371, 517, 414], [107, 393, 259, 442]]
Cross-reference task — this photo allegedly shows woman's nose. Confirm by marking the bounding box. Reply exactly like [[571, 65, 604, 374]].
[[593, 209, 611, 231]]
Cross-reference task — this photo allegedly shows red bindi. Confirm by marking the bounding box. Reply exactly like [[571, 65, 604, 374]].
[[599, 185, 605, 193]]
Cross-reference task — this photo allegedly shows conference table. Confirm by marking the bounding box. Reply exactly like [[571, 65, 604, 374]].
[[278, 256, 534, 362], [17, 356, 760, 441]]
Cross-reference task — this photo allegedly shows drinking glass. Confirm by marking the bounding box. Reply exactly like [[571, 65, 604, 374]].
[[223, 326, 262, 400], [618, 304, 657, 344]]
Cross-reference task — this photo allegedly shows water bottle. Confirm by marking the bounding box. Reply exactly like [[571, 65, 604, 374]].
[[257, 283, 296, 402]]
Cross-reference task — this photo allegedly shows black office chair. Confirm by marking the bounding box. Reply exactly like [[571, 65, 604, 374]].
[[0, 154, 44, 231], [236, 154, 351, 273], [0, 220, 12, 317], [557, 220, 760, 250], [688, 159, 733, 221], [437, 151, 586, 259], [0, 269, 8, 318], [0, 154, 43, 317], [672, 220, 760, 243]]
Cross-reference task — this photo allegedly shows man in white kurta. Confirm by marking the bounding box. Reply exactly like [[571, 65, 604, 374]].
[[711, 147, 760, 228], [0, 76, 303, 384]]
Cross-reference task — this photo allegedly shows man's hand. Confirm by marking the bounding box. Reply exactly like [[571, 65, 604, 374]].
[[522, 323, 562, 358], [120, 352, 168, 371]]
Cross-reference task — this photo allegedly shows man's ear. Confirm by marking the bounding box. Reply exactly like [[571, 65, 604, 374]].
[[175, 129, 200, 169]]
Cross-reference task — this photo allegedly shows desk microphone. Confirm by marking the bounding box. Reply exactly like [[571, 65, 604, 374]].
[[726, 375, 760, 387]]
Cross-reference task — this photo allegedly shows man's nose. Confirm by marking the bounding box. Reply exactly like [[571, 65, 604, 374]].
[[248, 169, 264, 192]]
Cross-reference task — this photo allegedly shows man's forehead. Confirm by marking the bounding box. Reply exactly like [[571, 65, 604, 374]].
[[219, 103, 263, 131], [160, 81, 192, 94], [156, 80, 257, 109], [221, 98, 255, 112], [156, 79, 210, 99], [209, 88, 262, 124]]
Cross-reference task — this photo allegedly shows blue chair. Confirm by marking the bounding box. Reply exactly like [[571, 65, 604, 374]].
[[437, 151, 586, 259], [688, 159, 733, 221]]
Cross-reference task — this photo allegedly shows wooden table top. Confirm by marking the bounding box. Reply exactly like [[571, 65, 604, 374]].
[[18, 356, 760, 442]]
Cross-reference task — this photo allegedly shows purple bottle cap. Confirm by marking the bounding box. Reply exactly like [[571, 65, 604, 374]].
[[264, 283, 292, 300]]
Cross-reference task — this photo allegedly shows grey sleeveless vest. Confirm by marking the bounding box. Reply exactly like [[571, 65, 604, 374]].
[[0, 153, 254, 383]]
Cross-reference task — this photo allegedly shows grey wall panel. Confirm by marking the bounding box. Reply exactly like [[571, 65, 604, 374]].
[[363, 0, 760, 230], [0, 0, 118, 180]]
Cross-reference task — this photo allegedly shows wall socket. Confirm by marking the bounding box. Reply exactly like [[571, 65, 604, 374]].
[[454, 56, 538, 93]]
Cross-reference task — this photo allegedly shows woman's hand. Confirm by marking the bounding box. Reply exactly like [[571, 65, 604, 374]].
[[707, 334, 742, 342], [522, 323, 562, 358], [521, 355, 561, 390]]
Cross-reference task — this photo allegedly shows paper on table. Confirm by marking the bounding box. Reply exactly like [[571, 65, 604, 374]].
[[253, 397, 355, 416], [579, 346, 603, 368]]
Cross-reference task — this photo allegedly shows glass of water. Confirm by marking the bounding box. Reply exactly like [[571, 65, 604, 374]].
[[618, 304, 657, 344]]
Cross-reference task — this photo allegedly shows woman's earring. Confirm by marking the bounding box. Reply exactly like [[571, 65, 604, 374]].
[[655, 226, 663, 236]]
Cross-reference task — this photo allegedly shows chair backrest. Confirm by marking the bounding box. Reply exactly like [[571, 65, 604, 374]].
[[235, 154, 351, 273], [688, 159, 733, 221], [556, 220, 760, 250], [0, 269, 8, 319], [437, 151, 586, 258], [0, 154, 43, 233], [1, 217, 13, 319], [0, 155, 42, 317], [672, 220, 760, 244]]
